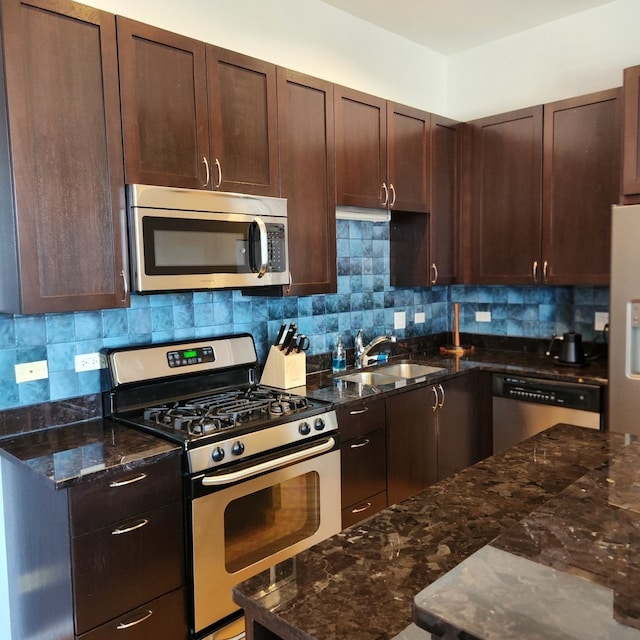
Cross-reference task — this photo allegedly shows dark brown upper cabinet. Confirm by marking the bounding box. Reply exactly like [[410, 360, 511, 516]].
[[117, 18, 279, 196], [335, 87, 430, 212], [277, 68, 337, 296], [542, 89, 621, 285], [465, 89, 620, 286], [0, 0, 128, 314], [622, 65, 640, 203], [465, 106, 544, 285], [390, 114, 460, 287], [206, 46, 279, 196]]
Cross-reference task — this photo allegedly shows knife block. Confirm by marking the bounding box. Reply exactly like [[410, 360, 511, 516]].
[[260, 346, 306, 389]]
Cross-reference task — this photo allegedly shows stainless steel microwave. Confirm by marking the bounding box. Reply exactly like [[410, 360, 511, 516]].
[[126, 184, 290, 293]]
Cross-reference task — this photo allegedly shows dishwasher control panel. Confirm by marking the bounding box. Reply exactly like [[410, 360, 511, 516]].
[[491, 374, 601, 413]]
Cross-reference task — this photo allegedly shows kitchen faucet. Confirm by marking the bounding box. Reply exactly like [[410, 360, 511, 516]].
[[354, 329, 397, 368]]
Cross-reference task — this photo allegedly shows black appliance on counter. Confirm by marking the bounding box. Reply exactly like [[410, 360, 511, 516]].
[[104, 333, 341, 640]]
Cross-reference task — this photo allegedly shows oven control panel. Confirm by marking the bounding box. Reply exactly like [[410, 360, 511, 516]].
[[167, 345, 215, 368]]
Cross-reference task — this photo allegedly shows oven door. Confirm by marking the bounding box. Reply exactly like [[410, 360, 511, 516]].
[[190, 438, 341, 635]]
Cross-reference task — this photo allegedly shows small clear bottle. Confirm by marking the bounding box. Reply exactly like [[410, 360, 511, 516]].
[[332, 335, 347, 373]]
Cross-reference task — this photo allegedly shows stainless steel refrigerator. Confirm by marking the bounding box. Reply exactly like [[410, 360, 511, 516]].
[[609, 204, 640, 434]]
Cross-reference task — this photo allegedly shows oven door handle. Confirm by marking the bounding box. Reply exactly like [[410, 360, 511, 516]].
[[200, 437, 336, 487]]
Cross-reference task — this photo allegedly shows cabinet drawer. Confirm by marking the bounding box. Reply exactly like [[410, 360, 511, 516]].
[[77, 587, 187, 640], [341, 490, 387, 529], [72, 500, 184, 634], [340, 428, 386, 509], [69, 455, 182, 535], [337, 398, 386, 441]]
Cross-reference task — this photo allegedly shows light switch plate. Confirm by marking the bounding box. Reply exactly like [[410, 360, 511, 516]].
[[15, 360, 48, 383], [594, 311, 609, 331], [415, 312, 426, 323], [475, 311, 491, 322], [394, 311, 406, 330]]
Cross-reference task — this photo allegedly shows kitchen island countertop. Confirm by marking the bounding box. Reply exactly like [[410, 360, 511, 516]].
[[233, 424, 638, 640]]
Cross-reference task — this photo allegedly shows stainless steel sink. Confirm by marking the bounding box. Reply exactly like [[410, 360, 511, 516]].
[[337, 371, 401, 386], [375, 363, 445, 379]]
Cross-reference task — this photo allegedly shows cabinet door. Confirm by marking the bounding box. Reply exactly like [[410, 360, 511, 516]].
[[386, 387, 437, 505], [430, 114, 460, 285], [117, 17, 210, 189], [437, 374, 480, 481], [340, 428, 387, 511], [207, 46, 279, 196], [542, 89, 621, 285], [466, 106, 543, 284], [389, 212, 430, 287], [277, 68, 336, 295], [622, 65, 640, 201], [0, 0, 128, 313], [335, 86, 387, 209], [387, 102, 430, 213]]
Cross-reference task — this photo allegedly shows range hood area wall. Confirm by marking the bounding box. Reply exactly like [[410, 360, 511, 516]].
[[0, 218, 608, 412]]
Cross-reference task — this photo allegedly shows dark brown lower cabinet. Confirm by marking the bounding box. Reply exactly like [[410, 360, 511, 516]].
[[386, 373, 481, 505], [1, 453, 187, 640], [338, 398, 387, 528]]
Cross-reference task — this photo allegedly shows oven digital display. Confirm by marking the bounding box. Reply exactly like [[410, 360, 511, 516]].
[[167, 346, 215, 367]]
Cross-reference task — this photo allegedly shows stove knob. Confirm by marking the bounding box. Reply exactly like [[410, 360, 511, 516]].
[[231, 441, 245, 456], [314, 417, 326, 431], [211, 446, 225, 463], [298, 421, 311, 435]]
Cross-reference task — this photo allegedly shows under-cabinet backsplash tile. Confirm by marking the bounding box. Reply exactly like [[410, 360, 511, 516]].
[[0, 219, 609, 411]]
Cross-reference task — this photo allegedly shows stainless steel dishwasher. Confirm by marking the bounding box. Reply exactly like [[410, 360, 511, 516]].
[[491, 373, 602, 453]]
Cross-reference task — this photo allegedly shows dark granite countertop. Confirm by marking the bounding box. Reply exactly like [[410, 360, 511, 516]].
[[233, 425, 632, 640], [0, 418, 181, 489], [303, 347, 608, 407]]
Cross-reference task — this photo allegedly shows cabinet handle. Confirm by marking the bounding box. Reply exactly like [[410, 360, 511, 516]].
[[202, 157, 210, 188], [389, 183, 396, 208], [112, 518, 149, 535], [430, 263, 438, 285], [116, 610, 153, 630], [349, 407, 369, 415], [214, 158, 222, 189], [431, 386, 438, 411], [532, 260, 539, 283], [381, 182, 389, 206], [112, 518, 149, 536], [109, 472, 147, 488], [437, 384, 445, 409], [350, 438, 370, 449], [543, 260, 549, 283], [120, 269, 128, 304], [351, 502, 372, 514]]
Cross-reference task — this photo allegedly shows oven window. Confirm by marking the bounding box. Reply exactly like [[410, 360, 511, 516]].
[[223, 471, 320, 573]]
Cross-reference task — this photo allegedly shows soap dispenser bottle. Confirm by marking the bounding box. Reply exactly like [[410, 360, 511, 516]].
[[332, 335, 346, 373]]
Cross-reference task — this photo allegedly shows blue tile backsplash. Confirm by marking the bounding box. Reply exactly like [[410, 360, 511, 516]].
[[0, 219, 609, 410]]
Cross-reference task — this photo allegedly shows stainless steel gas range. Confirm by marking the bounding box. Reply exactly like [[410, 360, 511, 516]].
[[105, 334, 341, 640]]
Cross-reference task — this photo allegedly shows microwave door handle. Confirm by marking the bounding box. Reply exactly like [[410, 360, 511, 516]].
[[251, 217, 268, 278]]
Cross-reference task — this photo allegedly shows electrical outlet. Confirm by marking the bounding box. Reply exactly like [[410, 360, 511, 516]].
[[15, 360, 48, 383], [415, 312, 426, 323], [475, 311, 491, 322], [394, 311, 406, 330], [75, 352, 104, 372], [594, 312, 609, 331]]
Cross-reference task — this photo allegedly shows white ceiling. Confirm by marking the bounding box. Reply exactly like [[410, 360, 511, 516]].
[[320, 0, 617, 55]]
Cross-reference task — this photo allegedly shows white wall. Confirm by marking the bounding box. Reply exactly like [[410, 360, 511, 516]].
[[447, 0, 640, 120], [0, 469, 9, 639], [82, 0, 448, 115]]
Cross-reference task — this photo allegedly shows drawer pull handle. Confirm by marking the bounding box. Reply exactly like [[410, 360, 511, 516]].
[[351, 502, 372, 514], [112, 519, 149, 536], [350, 439, 370, 449], [116, 609, 153, 630], [109, 473, 147, 488], [349, 407, 369, 415]]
